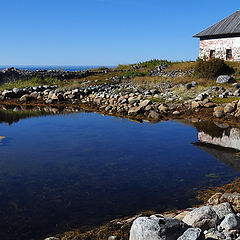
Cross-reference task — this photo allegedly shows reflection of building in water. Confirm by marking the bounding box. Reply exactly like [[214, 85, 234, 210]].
[[199, 128, 240, 151], [192, 122, 240, 172], [194, 142, 240, 172]]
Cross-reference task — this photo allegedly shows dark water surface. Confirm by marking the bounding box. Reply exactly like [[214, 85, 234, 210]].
[[0, 110, 240, 240]]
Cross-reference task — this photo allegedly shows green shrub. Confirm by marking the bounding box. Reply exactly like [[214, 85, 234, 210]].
[[194, 58, 234, 79], [121, 71, 150, 77], [138, 59, 171, 69]]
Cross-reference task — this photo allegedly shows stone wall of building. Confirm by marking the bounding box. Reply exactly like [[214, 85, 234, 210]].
[[199, 36, 240, 61]]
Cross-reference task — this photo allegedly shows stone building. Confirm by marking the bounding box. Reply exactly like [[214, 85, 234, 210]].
[[194, 11, 240, 61]]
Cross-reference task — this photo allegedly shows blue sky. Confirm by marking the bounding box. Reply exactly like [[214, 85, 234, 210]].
[[0, 0, 239, 66]]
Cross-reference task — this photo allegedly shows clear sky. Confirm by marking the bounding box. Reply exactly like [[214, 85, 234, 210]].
[[0, 0, 239, 66]]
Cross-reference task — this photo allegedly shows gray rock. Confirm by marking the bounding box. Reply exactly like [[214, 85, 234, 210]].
[[177, 228, 202, 240], [216, 75, 235, 84], [139, 100, 152, 108], [213, 202, 234, 220], [128, 106, 143, 115], [173, 111, 180, 115], [128, 97, 139, 105], [213, 106, 224, 118], [195, 94, 203, 101], [148, 110, 160, 120], [182, 206, 219, 230], [108, 236, 117, 240], [186, 83, 193, 89], [2, 90, 15, 98], [19, 94, 34, 102], [224, 103, 236, 113], [220, 193, 240, 212], [234, 89, 240, 96], [204, 229, 225, 239], [44, 238, 60, 240], [220, 213, 240, 230], [129, 217, 189, 240], [192, 101, 202, 109], [208, 193, 223, 205]]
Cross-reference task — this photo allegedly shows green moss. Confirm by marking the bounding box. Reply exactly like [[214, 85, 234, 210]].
[[149, 97, 165, 103], [211, 97, 240, 104]]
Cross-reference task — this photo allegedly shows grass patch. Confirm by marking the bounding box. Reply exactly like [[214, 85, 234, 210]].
[[138, 59, 171, 69], [149, 97, 165, 103], [211, 97, 240, 104], [0, 77, 62, 90], [166, 61, 196, 72]]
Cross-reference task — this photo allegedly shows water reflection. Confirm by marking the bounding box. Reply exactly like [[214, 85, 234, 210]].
[[194, 121, 240, 151], [0, 105, 84, 125], [192, 121, 240, 172]]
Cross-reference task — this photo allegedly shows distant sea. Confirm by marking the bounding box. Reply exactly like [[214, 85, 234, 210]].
[[0, 65, 114, 72]]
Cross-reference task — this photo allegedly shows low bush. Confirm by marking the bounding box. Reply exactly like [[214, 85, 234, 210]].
[[194, 58, 235, 79], [139, 59, 171, 69]]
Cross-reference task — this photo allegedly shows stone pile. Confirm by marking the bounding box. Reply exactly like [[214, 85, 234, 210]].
[[129, 192, 240, 240], [0, 83, 182, 121]]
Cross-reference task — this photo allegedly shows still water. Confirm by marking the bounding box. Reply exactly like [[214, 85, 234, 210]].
[[0, 109, 240, 239]]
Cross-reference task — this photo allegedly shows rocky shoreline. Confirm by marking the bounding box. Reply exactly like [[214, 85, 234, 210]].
[[0, 80, 240, 127]]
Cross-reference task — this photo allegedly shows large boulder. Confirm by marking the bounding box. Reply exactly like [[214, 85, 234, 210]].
[[182, 206, 219, 230], [129, 217, 189, 240], [216, 75, 235, 84]]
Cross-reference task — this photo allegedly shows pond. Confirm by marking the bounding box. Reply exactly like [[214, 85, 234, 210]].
[[0, 107, 240, 240]]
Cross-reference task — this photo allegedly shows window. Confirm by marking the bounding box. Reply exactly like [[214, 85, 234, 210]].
[[226, 49, 233, 60], [209, 50, 215, 59]]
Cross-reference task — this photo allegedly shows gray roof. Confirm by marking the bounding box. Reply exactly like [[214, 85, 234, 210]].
[[193, 11, 240, 38]]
